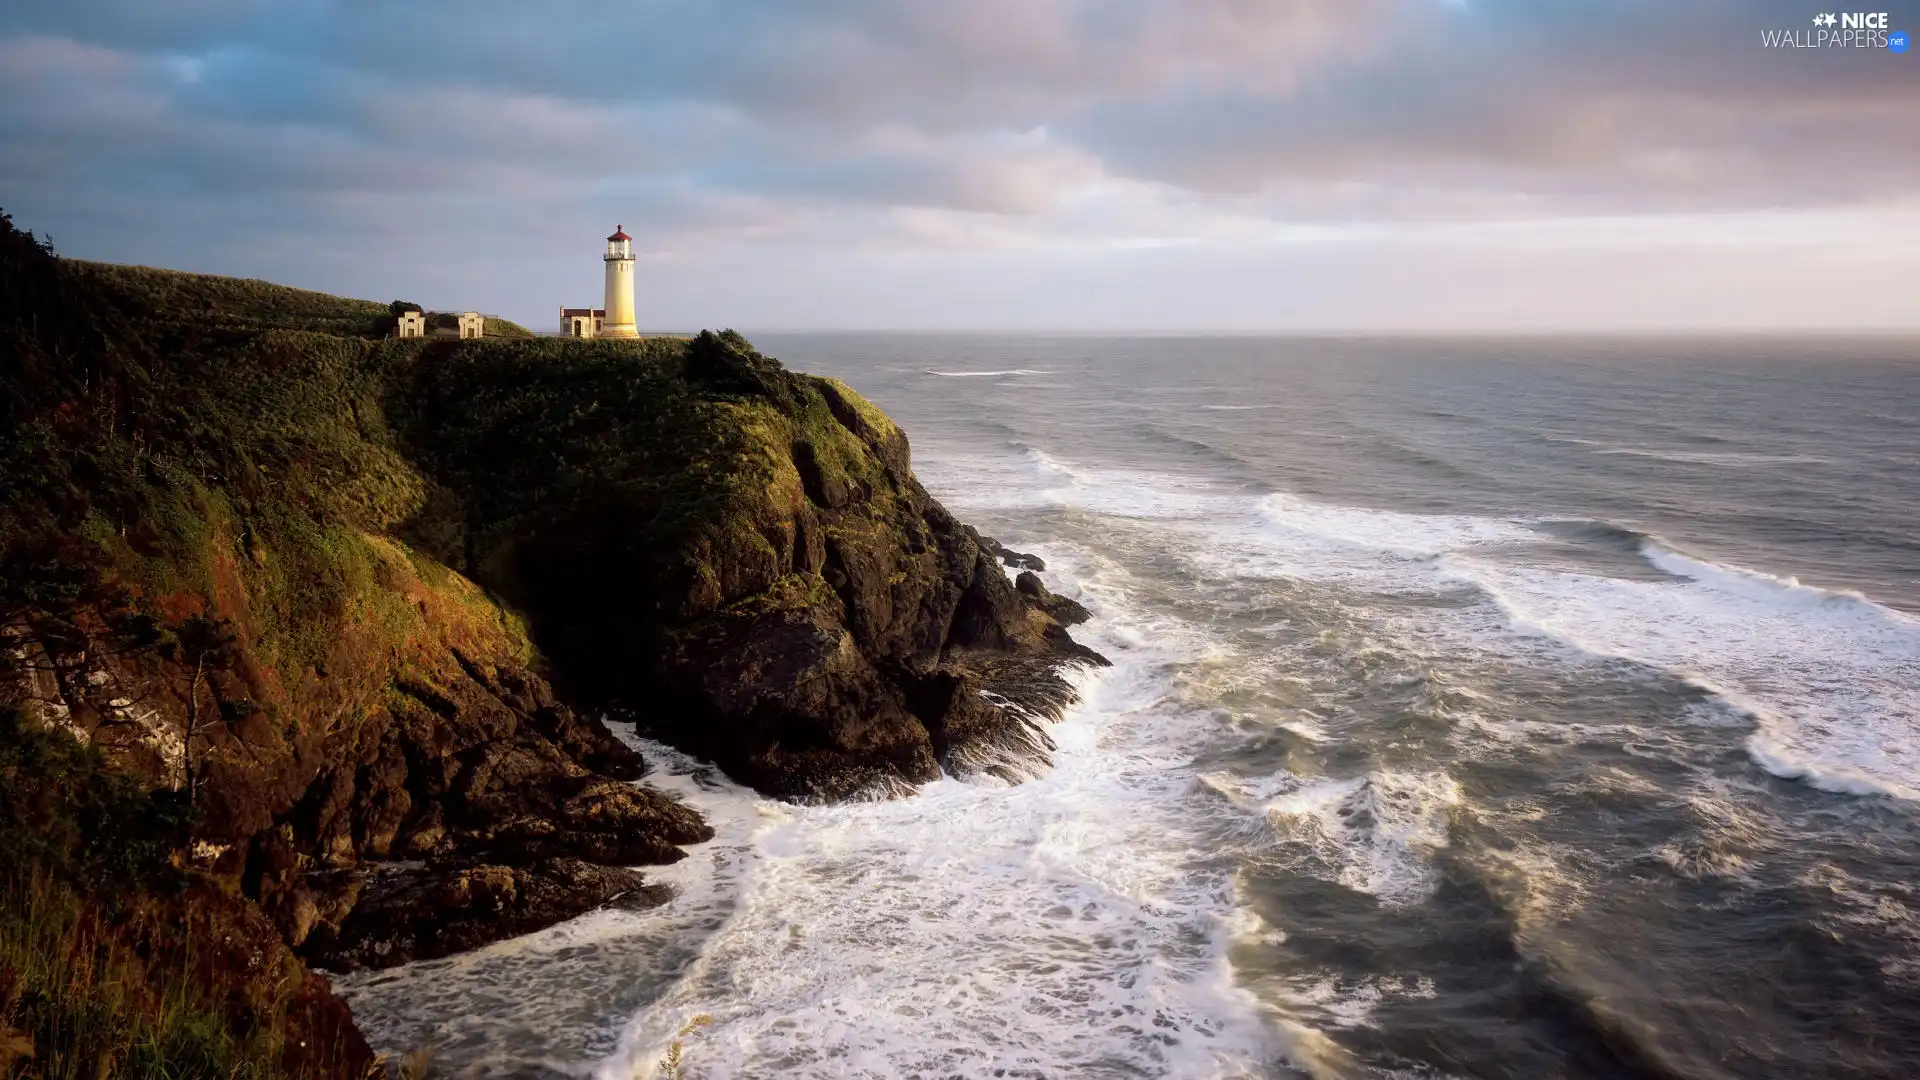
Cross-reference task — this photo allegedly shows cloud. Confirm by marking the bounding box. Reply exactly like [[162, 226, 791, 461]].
[[1072, 0, 1919, 212], [0, 0, 1913, 329]]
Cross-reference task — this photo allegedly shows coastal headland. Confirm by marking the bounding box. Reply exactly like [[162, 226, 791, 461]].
[[0, 211, 1101, 1077]]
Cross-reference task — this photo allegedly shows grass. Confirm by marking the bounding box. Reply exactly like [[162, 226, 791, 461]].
[[67, 262, 390, 338], [383, 329, 917, 700], [5, 216, 915, 714], [482, 317, 533, 339], [0, 708, 349, 1080], [0, 873, 288, 1080]]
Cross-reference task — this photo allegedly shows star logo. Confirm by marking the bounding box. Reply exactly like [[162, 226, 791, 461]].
[[1813, 12, 1837, 26]]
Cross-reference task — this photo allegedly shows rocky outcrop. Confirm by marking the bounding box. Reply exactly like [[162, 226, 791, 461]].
[[1015, 569, 1093, 627], [0, 228, 719, 1034], [303, 858, 672, 972], [982, 535, 1047, 572], [400, 330, 1108, 800], [0, 567, 713, 974]]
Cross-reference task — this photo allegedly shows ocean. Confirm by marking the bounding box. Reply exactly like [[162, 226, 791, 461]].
[[338, 334, 1920, 1079]]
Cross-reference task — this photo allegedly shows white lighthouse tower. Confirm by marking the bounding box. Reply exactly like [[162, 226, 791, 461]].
[[598, 224, 639, 339]]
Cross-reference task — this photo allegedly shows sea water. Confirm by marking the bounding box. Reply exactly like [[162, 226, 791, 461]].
[[340, 334, 1920, 1079]]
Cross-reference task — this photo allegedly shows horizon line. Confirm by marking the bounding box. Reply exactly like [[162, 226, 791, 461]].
[[644, 327, 1920, 339]]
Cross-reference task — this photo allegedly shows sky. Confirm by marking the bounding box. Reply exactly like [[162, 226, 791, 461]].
[[1, 0, 1915, 332]]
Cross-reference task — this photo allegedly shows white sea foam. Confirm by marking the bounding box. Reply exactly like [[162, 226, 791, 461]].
[[596, 553, 1289, 1080], [1017, 449, 1920, 805], [332, 742, 770, 1076], [1590, 447, 1831, 468], [1641, 541, 1878, 608], [1021, 448, 1234, 521], [1195, 761, 1464, 910], [338, 383, 1920, 1077], [343, 531, 1301, 1078], [1445, 543, 1920, 801], [1257, 494, 1537, 560], [1540, 434, 1829, 467], [1261, 770, 1463, 906], [1271, 972, 1439, 1031], [997, 449, 1920, 805]]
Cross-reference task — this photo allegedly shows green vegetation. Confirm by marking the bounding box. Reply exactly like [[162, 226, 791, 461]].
[[5, 207, 901, 705], [69, 262, 390, 337], [3, 222, 559, 692], [389, 327, 912, 697], [0, 709, 348, 1080], [482, 316, 533, 338], [656, 1014, 713, 1080], [0, 210, 540, 1077]]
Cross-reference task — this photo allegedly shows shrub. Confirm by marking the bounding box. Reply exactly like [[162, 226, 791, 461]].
[[0, 708, 330, 1080]]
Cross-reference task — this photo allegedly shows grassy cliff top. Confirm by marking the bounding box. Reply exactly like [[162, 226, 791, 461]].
[[68, 261, 534, 338], [4, 246, 906, 698]]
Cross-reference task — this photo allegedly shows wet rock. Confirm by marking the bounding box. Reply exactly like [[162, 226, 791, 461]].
[[1015, 571, 1092, 627], [981, 535, 1046, 571], [480, 777, 712, 865], [303, 857, 672, 972]]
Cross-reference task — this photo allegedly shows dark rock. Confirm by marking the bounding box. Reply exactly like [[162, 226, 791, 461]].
[[480, 777, 712, 865], [0, 229, 734, 1069], [303, 857, 672, 972], [981, 535, 1046, 571], [1015, 571, 1092, 627], [1044, 595, 1092, 627]]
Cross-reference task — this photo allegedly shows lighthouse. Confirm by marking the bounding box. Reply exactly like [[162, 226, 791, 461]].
[[599, 224, 639, 339]]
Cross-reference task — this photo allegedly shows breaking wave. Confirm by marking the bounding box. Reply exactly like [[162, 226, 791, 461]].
[[1449, 538, 1920, 801], [923, 368, 1056, 377]]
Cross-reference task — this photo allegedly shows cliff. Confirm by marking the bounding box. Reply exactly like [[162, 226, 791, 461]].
[[392, 328, 1104, 799], [0, 211, 1099, 1076]]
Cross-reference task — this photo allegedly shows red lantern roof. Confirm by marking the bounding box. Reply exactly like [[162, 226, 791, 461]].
[[608, 225, 632, 242]]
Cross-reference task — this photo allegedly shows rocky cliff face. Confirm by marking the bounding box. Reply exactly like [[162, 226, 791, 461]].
[[0, 529, 713, 968], [396, 330, 1105, 800], [0, 214, 1101, 1074]]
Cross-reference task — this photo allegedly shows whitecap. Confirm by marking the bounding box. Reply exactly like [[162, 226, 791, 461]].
[[923, 368, 1056, 377], [1256, 493, 1537, 560], [1260, 770, 1464, 906], [1445, 546, 1920, 802], [1590, 447, 1831, 467]]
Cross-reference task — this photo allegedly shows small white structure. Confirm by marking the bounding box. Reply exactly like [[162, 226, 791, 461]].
[[396, 309, 488, 340], [560, 307, 605, 337]]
